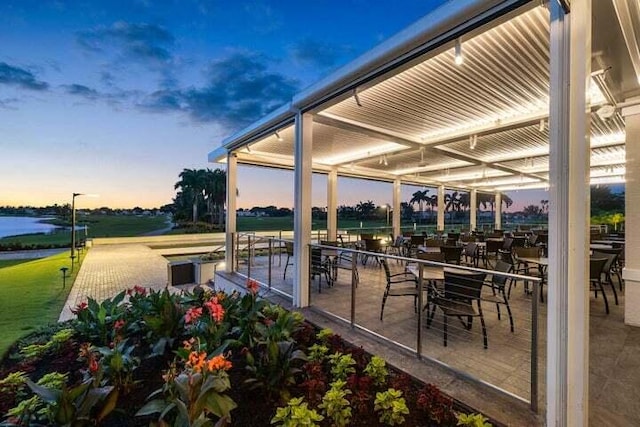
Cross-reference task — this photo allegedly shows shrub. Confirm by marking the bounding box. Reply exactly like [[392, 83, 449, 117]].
[[271, 397, 324, 427], [364, 355, 388, 387], [318, 379, 352, 427], [374, 388, 410, 426], [457, 413, 492, 427], [328, 353, 356, 381]]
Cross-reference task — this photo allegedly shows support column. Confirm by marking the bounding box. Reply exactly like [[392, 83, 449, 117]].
[[623, 97, 640, 326], [393, 179, 401, 237], [327, 168, 338, 242], [547, 1, 591, 425], [225, 152, 237, 273], [495, 192, 502, 230], [470, 190, 477, 232], [294, 112, 312, 308], [437, 185, 445, 232]]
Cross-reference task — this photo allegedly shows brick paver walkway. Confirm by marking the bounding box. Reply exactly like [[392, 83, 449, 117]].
[[59, 244, 170, 321]]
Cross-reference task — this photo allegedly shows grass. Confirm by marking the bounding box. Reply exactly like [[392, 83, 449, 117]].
[[0, 250, 84, 355], [0, 259, 33, 269], [1, 214, 169, 246]]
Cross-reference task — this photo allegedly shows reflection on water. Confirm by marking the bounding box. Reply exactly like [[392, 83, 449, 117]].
[[0, 216, 61, 238]]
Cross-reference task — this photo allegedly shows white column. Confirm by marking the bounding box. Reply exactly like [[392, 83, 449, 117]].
[[470, 190, 477, 232], [327, 168, 338, 242], [547, 1, 591, 425], [392, 179, 401, 237], [495, 192, 502, 230], [622, 98, 640, 326], [437, 185, 445, 232], [294, 112, 313, 308], [225, 152, 237, 273]]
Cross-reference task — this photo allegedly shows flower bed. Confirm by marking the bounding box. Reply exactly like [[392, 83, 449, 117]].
[[0, 281, 493, 426]]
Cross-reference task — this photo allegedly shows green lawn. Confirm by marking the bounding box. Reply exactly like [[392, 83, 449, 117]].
[[0, 259, 33, 269], [1, 214, 169, 246], [0, 250, 83, 355]]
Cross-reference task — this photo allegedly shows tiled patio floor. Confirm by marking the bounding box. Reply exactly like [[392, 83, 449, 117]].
[[239, 252, 639, 425]]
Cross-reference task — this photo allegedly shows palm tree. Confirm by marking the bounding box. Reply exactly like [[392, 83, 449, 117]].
[[175, 168, 207, 223], [203, 168, 226, 226], [355, 200, 376, 220], [410, 190, 430, 222]]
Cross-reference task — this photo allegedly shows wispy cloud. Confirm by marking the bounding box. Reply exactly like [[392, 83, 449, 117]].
[[0, 62, 49, 90], [62, 84, 99, 99], [76, 21, 174, 67], [0, 97, 20, 109], [139, 52, 299, 130]]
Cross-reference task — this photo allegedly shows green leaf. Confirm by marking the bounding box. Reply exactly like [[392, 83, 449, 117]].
[[96, 388, 119, 422], [135, 399, 167, 416], [25, 379, 61, 403], [203, 392, 237, 419]]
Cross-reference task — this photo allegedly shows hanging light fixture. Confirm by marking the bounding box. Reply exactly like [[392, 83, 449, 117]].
[[469, 134, 477, 150], [275, 131, 283, 141], [353, 88, 362, 107], [383, 155, 388, 166], [454, 38, 464, 65], [539, 119, 545, 132]]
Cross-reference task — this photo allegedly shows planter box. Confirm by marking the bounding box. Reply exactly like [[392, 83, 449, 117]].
[[193, 259, 217, 285], [168, 261, 195, 286]]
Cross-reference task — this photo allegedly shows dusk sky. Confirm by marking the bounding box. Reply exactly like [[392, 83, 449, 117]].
[[0, 0, 543, 211]]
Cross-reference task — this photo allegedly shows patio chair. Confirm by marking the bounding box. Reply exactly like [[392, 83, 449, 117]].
[[592, 250, 620, 306], [589, 257, 609, 314], [462, 242, 479, 267], [591, 247, 623, 290], [440, 245, 463, 265], [513, 246, 542, 296], [387, 234, 406, 260], [283, 241, 294, 279], [362, 238, 383, 266], [484, 239, 503, 268], [427, 271, 488, 349], [502, 237, 514, 251], [379, 258, 419, 320], [484, 260, 515, 332], [310, 247, 332, 293]]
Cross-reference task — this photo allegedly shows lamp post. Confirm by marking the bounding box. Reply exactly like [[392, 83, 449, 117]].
[[71, 192, 84, 265]]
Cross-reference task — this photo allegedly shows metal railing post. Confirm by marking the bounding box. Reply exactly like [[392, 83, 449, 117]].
[[247, 235, 252, 280], [230, 232, 235, 272], [531, 279, 540, 413], [268, 238, 272, 290], [235, 232, 240, 271], [417, 262, 424, 358], [350, 250, 357, 328]]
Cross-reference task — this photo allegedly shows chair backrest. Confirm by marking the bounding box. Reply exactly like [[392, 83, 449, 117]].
[[492, 260, 512, 290], [444, 271, 486, 301], [502, 237, 514, 250], [589, 257, 607, 281], [497, 249, 515, 264], [310, 247, 323, 269], [410, 235, 425, 247], [464, 242, 478, 257], [393, 235, 405, 247], [511, 237, 527, 248], [360, 233, 374, 240], [448, 232, 460, 241], [514, 246, 541, 259], [592, 251, 616, 273], [440, 245, 463, 264], [425, 238, 441, 247], [321, 240, 339, 247], [486, 239, 503, 253], [403, 231, 414, 237], [417, 252, 445, 262], [285, 241, 294, 256], [338, 234, 346, 247], [527, 234, 538, 246], [364, 238, 382, 252]]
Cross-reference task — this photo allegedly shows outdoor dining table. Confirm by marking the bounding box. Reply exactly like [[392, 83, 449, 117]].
[[416, 245, 442, 254], [591, 240, 625, 246], [517, 256, 548, 301], [590, 243, 613, 250]]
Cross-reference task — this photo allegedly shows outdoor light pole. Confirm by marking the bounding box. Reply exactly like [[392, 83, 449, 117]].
[[70, 192, 84, 264]]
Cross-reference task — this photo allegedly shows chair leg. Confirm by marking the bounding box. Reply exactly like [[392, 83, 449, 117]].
[[380, 289, 389, 321], [478, 303, 488, 349], [504, 294, 514, 333], [607, 274, 619, 305], [443, 314, 448, 347], [496, 303, 501, 320], [598, 281, 609, 314]]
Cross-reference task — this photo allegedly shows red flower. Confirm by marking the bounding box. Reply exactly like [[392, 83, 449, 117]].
[[114, 319, 125, 330], [246, 278, 259, 295], [71, 302, 88, 314], [185, 307, 203, 324], [127, 285, 147, 296], [89, 358, 99, 373], [204, 297, 225, 323]]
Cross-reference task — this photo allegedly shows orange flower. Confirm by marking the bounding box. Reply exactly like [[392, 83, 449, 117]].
[[246, 278, 259, 295], [187, 351, 207, 373], [204, 297, 225, 323], [206, 354, 232, 372], [185, 307, 203, 324]]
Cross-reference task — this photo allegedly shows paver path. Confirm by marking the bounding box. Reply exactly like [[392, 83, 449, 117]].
[[59, 244, 170, 321]]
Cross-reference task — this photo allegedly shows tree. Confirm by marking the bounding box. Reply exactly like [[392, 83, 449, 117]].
[[400, 202, 414, 221], [591, 185, 624, 214], [174, 168, 207, 223], [355, 200, 376, 220], [203, 168, 226, 226], [522, 204, 541, 217], [409, 190, 430, 221]]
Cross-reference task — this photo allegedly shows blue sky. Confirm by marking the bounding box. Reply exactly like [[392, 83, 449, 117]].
[[1, 0, 545, 211]]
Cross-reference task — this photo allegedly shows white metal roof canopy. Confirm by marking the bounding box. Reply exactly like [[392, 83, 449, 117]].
[[211, 1, 635, 193]]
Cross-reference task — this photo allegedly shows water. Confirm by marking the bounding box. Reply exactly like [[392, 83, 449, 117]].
[[0, 216, 60, 238]]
